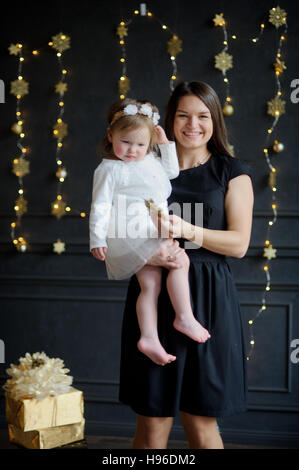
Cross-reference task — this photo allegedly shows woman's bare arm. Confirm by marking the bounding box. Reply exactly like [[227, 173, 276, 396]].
[[161, 175, 254, 259]]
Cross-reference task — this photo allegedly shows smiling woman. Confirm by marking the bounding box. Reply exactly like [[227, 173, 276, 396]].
[[119, 81, 254, 450], [173, 95, 214, 167]]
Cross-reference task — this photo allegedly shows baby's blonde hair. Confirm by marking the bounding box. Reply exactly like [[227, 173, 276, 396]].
[[102, 98, 159, 158]]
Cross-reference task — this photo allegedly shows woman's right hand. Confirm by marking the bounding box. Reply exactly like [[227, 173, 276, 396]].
[[91, 247, 107, 261], [147, 239, 185, 269]]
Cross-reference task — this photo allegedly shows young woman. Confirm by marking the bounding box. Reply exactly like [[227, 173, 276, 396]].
[[119, 81, 254, 449]]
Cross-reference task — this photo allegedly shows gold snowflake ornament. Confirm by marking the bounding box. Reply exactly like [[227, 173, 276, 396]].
[[10, 78, 29, 97], [12, 157, 30, 177], [51, 197, 66, 219], [53, 120, 68, 140], [15, 195, 28, 216], [269, 6, 287, 28], [55, 81, 68, 94], [53, 239, 65, 254], [167, 35, 182, 58], [263, 245, 277, 260], [267, 96, 286, 117], [117, 23, 128, 39], [213, 13, 225, 27], [51, 32, 71, 53], [215, 51, 233, 73]]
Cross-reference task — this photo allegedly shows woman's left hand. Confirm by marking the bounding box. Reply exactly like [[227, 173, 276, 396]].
[[158, 214, 195, 240]]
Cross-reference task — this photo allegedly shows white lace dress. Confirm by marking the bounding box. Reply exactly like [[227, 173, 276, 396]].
[[89, 142, 179, 280]]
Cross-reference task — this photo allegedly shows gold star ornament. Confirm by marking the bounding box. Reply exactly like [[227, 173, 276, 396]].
[[269, 6, 287, 28], [215, 51, 233, 73], [263, 245, 277, 260], [10, 78, 29, 97], [267, 96, 286, 117], [213, 13, 225, 27], [167, 35, 182, 59], [8, 44, 21, 55], [274, 58, 286, 74], [53, 239, 65, 254], [50, 32, 71, 53]]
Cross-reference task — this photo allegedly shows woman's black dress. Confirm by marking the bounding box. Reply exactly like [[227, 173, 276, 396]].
[[119, 154, 252, 417]]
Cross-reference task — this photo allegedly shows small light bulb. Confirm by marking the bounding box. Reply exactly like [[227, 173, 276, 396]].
[[248, 320, 253, 325], [65, 206, 71, 212], [250, 340, 255, 345], [80, 212, 86, 218], [266, 286, 271, 291]]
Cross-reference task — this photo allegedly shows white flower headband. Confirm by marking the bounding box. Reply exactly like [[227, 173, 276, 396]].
[[110, 103, 160, 126]]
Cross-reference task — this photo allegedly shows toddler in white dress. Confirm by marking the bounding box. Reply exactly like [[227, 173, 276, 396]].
[[90, 99, 210, 366]]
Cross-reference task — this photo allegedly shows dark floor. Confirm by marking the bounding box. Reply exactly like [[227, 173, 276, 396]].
[[0, 429, 291, 449]]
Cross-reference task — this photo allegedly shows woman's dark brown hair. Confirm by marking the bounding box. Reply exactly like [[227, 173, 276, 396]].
[[165, 81, 234, 158]]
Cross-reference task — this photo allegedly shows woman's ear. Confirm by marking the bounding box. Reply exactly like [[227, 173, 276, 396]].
[[107, 127, 112, 143]]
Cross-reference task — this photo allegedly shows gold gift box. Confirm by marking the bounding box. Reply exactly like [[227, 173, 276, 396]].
[[8, 419, 85, 449], [5, 387, 84, 432]]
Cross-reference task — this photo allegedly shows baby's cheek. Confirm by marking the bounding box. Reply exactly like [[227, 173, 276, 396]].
[[113, 142, 124, 156]]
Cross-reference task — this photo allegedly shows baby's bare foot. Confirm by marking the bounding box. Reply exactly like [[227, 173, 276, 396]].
[[173, 317, 211, 343], [137, 337, 176, 366]]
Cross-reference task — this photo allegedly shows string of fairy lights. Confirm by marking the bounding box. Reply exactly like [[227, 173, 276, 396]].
[[9, 43, 30, 252], [49, 32, 71, 255], [247, 6, 288, 360], [116, 3, 182, 99], [212, 13, 236, 118], [8, 34, 87, 255]]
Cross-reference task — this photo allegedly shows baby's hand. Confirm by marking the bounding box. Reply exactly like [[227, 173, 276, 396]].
[[91, 247, 107, 261], [155, 125, 169, 145]]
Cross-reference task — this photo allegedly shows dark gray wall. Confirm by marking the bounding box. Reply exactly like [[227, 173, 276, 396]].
[[0, 0, 299, 447]]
